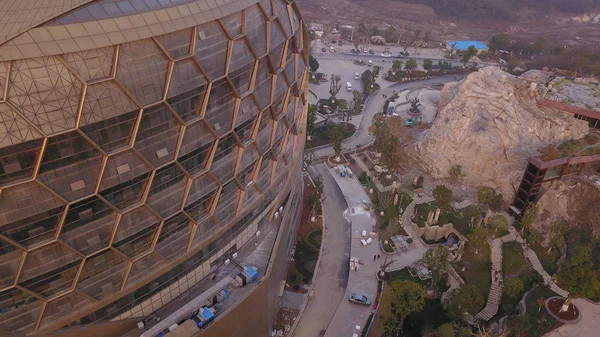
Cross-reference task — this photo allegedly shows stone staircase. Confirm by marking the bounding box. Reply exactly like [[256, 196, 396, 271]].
[[477, 284, 503, 321]]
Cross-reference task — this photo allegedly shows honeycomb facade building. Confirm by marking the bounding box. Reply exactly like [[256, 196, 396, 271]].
[[0, 0, 308, 335]]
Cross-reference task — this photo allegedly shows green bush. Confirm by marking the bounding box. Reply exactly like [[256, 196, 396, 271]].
[[358, 171, 370, 185], [558, 139, 584, 154], [289, 274, 297, 282], [584, 133, 600, 145], [433, 185, 453, 206]]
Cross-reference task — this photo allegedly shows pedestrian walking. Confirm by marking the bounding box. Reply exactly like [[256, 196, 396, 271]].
[[373, 255, 376, 261], [377, 254, 380, 259]]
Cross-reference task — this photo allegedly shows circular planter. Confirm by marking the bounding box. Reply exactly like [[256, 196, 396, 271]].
[[545, 297, 582, 324]]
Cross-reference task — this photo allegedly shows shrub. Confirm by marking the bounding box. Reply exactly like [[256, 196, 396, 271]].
[[433, 185, 453, 206], [414, 175, 424, 188], [359, 171, 370, 185], [448, 164, 463, 183], [584, 133, 600, 145], [558, 139, 584, 154], [289, 274, 297, 282], [293, 284, 300, 291], [406, 238, 413, 244], [504, 278, 525, 298]]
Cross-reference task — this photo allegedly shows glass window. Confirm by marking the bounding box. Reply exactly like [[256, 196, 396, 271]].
[[269, 22, 287, 69], [167, 59, 208, 123], [255, 109, 274, 153], [237, 144, 259, 187], [134, 104, 181, 167], [274, 0, 292, 37], [234, 117, 255, 145], [241, 184, 260, 211], [210, 133, 239, 183], [116, 39, 169, 106], [155, 212, 192, 261], [177, 120, 215, 176], [155, 28, 193, 59], [19, 243, 82, 297], [39, 293, 91, 330], [0, 239, 22, 289], [80, 81, 139, 129], [228, 39, 255, 95], [113, 206, 160, 258], [146, 163, 188, 218], [37, 131, 103, 201], [220, 11, 243, 38], [80, 108, 139, 153], [194, 21, 229, 80], [205, 78, 236, 137], [259, 0, 275, 18], [60, 196, 116, 255], [126, 253, 164, 285], [77, 249, 126, 300], [245, 5, 268, 56], [0, 182, 65, 248], [184, 173, 218, 222], [0, 288, 42, 333], [214, 180, 240, 223], [0, 138, 42, 187], [256, 151, 273, 191], [253, 57, 273, 109], [236, 95, 260, 132], [99, 150, 152, 210], [62, 47, 116, 82], [191, 216, 219, 246]]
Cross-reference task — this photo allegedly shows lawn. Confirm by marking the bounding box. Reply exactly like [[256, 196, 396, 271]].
[[528, 240, 560, 275], [498, 242, 541, 317], [503, 285, 563, 337], [305, 123, 356, 149], [386, 268, 429, 287], [413, 201, 474, 235], [454, 244, 491, 299]]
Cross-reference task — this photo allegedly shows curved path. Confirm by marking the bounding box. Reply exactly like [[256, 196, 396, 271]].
[[312, 75, 461, 158], [293, 164, 351, 337]]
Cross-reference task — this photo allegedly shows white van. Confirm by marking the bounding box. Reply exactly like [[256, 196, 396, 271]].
[[346, 82, 352, 91], [330, 46, 335, 52], [368, 60, 373, 67], [354, 72, 360, 80]]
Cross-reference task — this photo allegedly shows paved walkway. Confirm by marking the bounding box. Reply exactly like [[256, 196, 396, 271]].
[[293, 164, 352, 337], [543, 299, 600, 337]]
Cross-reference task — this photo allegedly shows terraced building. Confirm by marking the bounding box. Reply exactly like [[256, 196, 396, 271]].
[[0, 0, 308, 336]]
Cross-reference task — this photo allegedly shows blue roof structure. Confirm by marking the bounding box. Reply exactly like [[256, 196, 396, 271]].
[[200, 307, 215, 322], [245, 266, 258, 282], [447, 41, 489, 50]]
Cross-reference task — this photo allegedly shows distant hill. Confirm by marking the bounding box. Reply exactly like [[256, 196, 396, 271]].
[[394, 0, 600, 21]]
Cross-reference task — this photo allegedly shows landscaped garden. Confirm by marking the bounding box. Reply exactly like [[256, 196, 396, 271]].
[[454, 244, 491, 299], [502, 285, 563, 336], [305, 123, 356, 149]]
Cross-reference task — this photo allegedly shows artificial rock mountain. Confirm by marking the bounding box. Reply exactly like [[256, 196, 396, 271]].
[[411, 67, 589, 200]]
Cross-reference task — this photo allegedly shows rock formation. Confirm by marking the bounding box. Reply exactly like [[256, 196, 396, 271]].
[[411, 67, 589, 200]]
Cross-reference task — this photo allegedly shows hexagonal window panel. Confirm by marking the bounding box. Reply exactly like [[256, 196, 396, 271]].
[[237, 144, 260, 188], [184, 172, 219, 223], [37, 131, 103, 201], [0, 61, 9, 99], [204, 78, 237, 138], [39, 292, 92, 330], [99, 149, 152, 210], [214, 180, 241, 223], [269, 21, 287, 70], [113, 206, 160, 259], [273, 115, 288, 147], [255, 109, 274, 153], [77, 249, 127, 300], [284, 95, 297, 127], [274, 0, 293, 37], [240, 183, 261, 212], [0, 238, 23, 288], [126, 252, 164, 286], [177, 120, 216, 176], [60, 196, 117, 256], [191, 216, 219, 248], [256, 151, 274, 191], [220, 11, 243, 38], [290, 6, 301, 35], [253, 57, 274, 109], [210, 133, 240, 183], [259, 0, 275, 19], [194, 21, 229, 81], [79, 81, 140, 152], [272, 75, 288, 118], [167, 58, 208, 124], [228, 39, 256, 95], [8, 56, 83, 136], [273, 154, 287, 181], [155, 28, 194, 60], [0, 181, 66, 248], [0, 288, 42, 333], [116, 38, 169, 106], [146, 163, 188, 218], [134, 103, 182, 168], [62, 46, 116, 82], [19, 243, 82, 298], [235, 95, 260, 145], [246, 5, 268, 56], [283, 42, 297, 85], [155, 212, 193, 261], [284, 134, 295, 164], [0, 137, 43, 188]]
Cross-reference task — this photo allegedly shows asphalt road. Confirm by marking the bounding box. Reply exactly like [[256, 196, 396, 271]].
[[293, 164, 351, 337], [312, 74, 461, 158], [311, 50, 491, 68]]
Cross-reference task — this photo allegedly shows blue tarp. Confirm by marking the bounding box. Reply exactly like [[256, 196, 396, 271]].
[[386, 106, 395, 116], [446, 40, 489, 50], [245, 266, 258, 282], [200, 307, 214, 322]]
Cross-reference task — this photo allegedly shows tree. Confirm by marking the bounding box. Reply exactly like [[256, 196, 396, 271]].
[[370, 112, 390, 150], [488, 215, 509, 234], [520, 204, 539, 235], [392, 60, 404, 72], [504, 278, 525, 298], [489, 33, 511, 51], [404, 58, 417, 72], [387, 280, 425, 334], [308, 54, 319, 72], [432, 185, 452, 206], [329, 74, 342, 100], [422, 246, 449, 288], [370, 65, 381, 87], [350, 90, 363, 115], [556, 246, 600, 311], [448, 164, 463, 183], [306, 104, 317, 134], [380, 134, 400, 172], [436, 323, 455, 337], [461, 46, 478, 65], [466, 225, 491, 252], [303, 149, 316, 171], [331, 124, 344, 157], [361, 69, 372, 89], [547, 220, 567, 254], [445, 284, 484, 318], [423, 59, 433, 71], [477, 186, 496, 206]]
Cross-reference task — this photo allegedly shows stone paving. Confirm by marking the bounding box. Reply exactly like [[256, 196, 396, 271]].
[[543, 299, 600, 337]]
